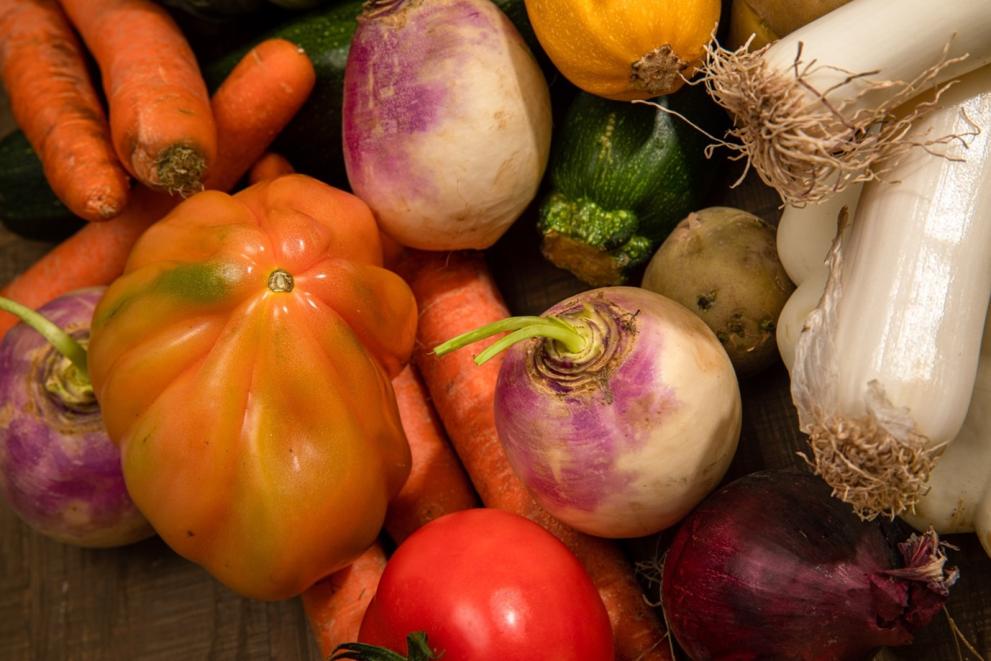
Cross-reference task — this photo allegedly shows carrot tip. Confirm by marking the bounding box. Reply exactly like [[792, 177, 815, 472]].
[[81, 186, 129, 222], [157, 145, 208, 196]]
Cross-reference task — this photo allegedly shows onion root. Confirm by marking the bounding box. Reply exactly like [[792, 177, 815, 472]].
[[695, 38, 973, 205], [800, 393, 942, 521]]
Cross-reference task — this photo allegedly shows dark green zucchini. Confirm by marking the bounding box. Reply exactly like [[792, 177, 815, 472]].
[[159, 0, 267, 17], [0, 131, 85, 242], [537, 87, 721, 286]]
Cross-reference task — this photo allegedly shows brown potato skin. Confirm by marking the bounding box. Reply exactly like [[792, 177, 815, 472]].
[[641, 207, 795, 377]]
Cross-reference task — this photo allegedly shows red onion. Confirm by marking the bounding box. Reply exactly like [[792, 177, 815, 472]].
[[0, 289, 152, 547], [661, 469, 958, 660]]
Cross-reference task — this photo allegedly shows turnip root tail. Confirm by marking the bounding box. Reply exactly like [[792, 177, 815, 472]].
[[696, 38, 972, 205]]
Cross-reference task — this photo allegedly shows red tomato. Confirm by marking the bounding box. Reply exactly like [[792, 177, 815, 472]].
[[359, 508, 615, 660]]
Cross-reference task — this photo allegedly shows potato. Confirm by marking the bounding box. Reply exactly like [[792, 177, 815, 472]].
[[641, 207, 795, 377]]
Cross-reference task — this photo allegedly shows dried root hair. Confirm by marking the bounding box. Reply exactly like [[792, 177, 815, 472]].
[[156, 144, 207, 197], [689, 37, 975, 205], [799, 407, 943, 521]]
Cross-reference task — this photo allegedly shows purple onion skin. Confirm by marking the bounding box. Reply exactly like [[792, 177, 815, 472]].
[[494, 287, 741, 538], [0, 288, 153, 548], [662, 470, 954, 660]]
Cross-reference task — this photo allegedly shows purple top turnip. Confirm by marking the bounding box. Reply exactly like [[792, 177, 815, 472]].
[[342, 0, 552, 250], [0, 288, 152, 547], [435, 286, 742, 538]]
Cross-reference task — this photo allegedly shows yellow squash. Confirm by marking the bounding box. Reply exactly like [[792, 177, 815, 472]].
[[524, 0, 721, 100]]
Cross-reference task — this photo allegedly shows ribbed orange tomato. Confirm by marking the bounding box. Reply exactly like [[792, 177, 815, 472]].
[[88, 175, 417, 600], [524, 0, 721, 100]]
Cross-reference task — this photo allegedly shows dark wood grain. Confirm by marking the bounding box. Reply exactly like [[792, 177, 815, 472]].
[[2, 167, 989, 660]]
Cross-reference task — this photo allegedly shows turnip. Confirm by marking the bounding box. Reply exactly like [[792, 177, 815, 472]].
[[342, 0, 552, 251], [0, 288, 152, 547], [434, 286, 741, 538]]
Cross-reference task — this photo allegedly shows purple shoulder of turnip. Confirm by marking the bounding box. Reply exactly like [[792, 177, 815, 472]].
[[0, 288, 153, 548]]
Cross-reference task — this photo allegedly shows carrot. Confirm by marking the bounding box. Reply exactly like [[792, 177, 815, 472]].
[[0, 38, 316, 337], [301, 364, 479, 656], [385, 365, 479, 543], [396, 249, 672, 661], [203, 40, 314, 191], [0, 0, 129, 221], [301, 542, 388, 658], [248, 152, 295, 185], [58, 0, 216, 195]]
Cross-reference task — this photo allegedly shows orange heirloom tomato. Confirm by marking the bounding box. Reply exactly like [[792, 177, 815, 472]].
[[87, 174, 417, 600]]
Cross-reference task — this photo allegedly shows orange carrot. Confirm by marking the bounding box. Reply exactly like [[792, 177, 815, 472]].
[[248, 152, 295, 184], [301, 364, 479, 656], [301, 542, 388, 658], [0, 0, 129, 221], [385, 365, 479, 543], [396, 249, 672, 661], [59, 0, 216, 195], [204, 40, 314, 192], [0, 38, 316, 337]]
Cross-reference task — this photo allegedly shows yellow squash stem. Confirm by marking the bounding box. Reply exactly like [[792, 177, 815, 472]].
[[524, 0, 721, 100]]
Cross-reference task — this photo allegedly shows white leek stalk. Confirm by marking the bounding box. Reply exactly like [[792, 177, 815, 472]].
[[775, 184, 861, 372], [790, 64, 991, 519], [776, 153, 991, 560], [778, 189, 991, 560], [701, 0, 991, 205], [902, 309, 991, 558]]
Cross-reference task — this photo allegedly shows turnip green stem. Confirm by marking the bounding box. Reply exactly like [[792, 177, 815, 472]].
[[432, 316, 587, 365], [0, 296, 89, 382]]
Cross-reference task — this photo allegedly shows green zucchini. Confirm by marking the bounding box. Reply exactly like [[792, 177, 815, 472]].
[[537, 88, 720, 286], [159, 0, 329, 20], [0, 131, 84, 242], [159, 0, 267, 16]]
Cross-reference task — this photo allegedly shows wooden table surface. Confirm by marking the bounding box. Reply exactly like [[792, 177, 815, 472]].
[[2, 164, 990, 660]]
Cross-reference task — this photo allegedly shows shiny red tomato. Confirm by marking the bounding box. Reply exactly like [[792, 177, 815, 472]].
[[358, 508, 615, 660]]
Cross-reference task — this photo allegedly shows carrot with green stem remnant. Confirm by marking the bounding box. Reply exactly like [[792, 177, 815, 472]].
[[0, 0, 129, 221], [59, 0, 216, 195], [0, 38, 316, 337]]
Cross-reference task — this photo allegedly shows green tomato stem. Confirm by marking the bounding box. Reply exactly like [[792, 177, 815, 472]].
[[331, 632, 438, 661], [431, 315, 587, 365], [0, 296, 89, 383]]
